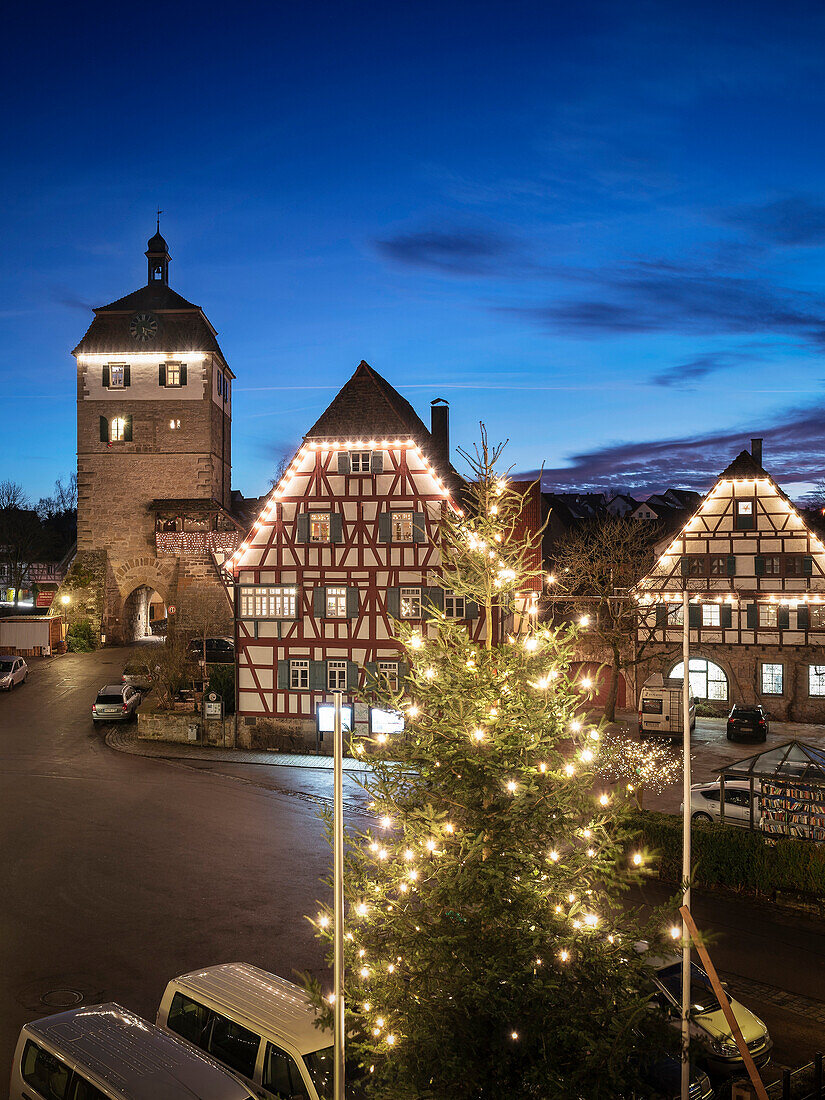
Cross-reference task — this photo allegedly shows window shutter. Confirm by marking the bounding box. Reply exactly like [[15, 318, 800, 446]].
[[313, 587, 326, 617], [99, 416, 108, 442], [338, 452, 350, 475], [688, 604, 700, 628], [412, 512, 427, 543], [159, 364, 166, 386], [277, 661, 289, 690], [347, 661, 359, 690], [347, 587, 360, 618], [655, 604, 668, 628], [680, 556, 690, 577], [778, 607, 790, 630], [102, 365, 110, 388], [387, 587, 400, 618], [330, 513, 344, 543], [123, 414, 133, 442], [399, 660, 410, 686], [371, 451, 384, 474], [746, 603, 757, 629], [804, 555, 814, 576], [465, 599, 479, 619], [364, 662, 378, 685], [720, 605, 732, 628], [754, 556, 765, 576], [727, 555, 736, 576], [295, 513, 309, 543], [311, 661, 326, 691], [798, 605, 810, 630], [426, 587, 445, 613], [179, 363, 187, 386], [378, 512, 391, 543], [123, 365, 131, 387]]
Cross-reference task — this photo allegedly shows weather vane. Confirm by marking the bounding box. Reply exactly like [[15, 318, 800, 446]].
[[156, 209, 163, 232]]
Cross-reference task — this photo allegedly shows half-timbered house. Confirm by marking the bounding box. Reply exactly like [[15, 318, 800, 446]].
[[226, 361, 486, 746], [635, 439, 825, 720]]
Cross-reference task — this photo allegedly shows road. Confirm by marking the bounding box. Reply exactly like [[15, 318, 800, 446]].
[[1, 649, 824, 1093]]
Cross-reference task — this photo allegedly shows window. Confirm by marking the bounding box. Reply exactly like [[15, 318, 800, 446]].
[[21, 1041, 71, 1100], [208, 1011, 260, 1080], [785, 556, 805, 576], [239, 586, 297, 618], [110, 416, 127, 442], [392, 511, 414, 542], [762, 663, 784, 695], [687, 557, 705, 576], [169, 418, 181, 430], [701, 604, 721, 627], [759, 605, 778, 628], [641, 698, 663, 714], [671, 658, 728, 701], [290, 659, 310, 689], [810, 666, 825, 696], [69, 1077, 108, 1100], [310, 513, 331, 542], [350, 450, 371, 473], [445, 591, 466, 618], [378, 660, 399, 691], [400, 586, 422, 618], [763, 556, 781, 575], [327, 659, 348, 690], [709, 556, 727, 576], [326, 586, 347, 617], [108, 364, 125, 388], [263, 1043, 311, 1100], [667, 604, 684, 626], [811, 606, 825, 629], [165, 361, 182, 387], [165, 992, 211, 1048], [735, 500, 755, 530]]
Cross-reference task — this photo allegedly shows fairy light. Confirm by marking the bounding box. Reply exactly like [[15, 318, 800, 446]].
[[381, 815, 392, 828], [632, 852, 643, 866], [318, 914, 330, 928], [669, 925, 681, 939], [424, 668, 436, 680], [599, 793, 609, 806], [506, 780, 518, 794], [581, 748, 594, 764], [564, 764, 576, 777], [407, 704, 420, 717], [581, 677, 592, 689], [579, 615, 590, 627], [549, 849, 559, 862], [472, 727, 485, 742], [356, 903, 368, 916], [510, 1030, 519, 1041], [409, 633, 423, 650], [559, 949, 569, 962]]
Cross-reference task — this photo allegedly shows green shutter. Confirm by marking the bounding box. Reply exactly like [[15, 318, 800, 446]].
[[330, 513, 343, 543], [465, 599, 479, 619], [311, 661, 326, 690], [426, 587, 445, 613], [412, 512, 426, 543], [720, 605, 732, 628], [347, 587, 360, 618], [804, 555, 814, 576], [159, 364, 166, 386], [364, 662, 378, 686], [102, 365, 110, 388], [99, 416, 108, 442], [746, 603, 757, 629], [179, 363, 187, 386], [378, 513, 391, 543], [680, 556, 690, 577], [295, 514, 309, 543], [123, 414, 133, 442], [688, 605, 700, 628], [798, 606, 810, 629], [754, 556, 765, 576], [337, 452, 350, 475], [387, 588, 400, 618], [778, 607, 790, 630], [371, 451, 384, 474], [123, 365, 131, 387], [277, 661, 289, 689], [655, 604, 668, 628], [347, 661, 359, 690], [399, 660, 410, 686], [313, 587, 326, 617], [727, 555, 736, 576]]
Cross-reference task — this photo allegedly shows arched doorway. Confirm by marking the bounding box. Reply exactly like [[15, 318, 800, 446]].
[[570, 662, 626, 709], [123, 585, 166, 642], [669, 657, 728, 702]]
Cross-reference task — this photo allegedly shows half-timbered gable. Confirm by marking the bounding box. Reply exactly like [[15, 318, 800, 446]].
[[634, 440, 825, 718], [227, 361, 479, 744]]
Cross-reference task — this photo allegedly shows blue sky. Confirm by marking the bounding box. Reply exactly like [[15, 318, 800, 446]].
[[5, 0, 825, 501]]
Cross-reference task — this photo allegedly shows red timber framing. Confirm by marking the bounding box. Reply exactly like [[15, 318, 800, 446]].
[[226, 434, 485, 734]]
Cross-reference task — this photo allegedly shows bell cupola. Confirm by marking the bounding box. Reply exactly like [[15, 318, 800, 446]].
[[145, 216, 170, 285]]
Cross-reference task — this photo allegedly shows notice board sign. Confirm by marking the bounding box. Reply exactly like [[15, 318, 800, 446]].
[[37, 591, 55, 608], [204, 690, 224, 719]]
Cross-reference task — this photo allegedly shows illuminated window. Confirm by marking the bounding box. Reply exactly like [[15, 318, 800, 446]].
[[759, 605, 778, 628], [240, 586, 297, 619], [350, 451, 371, 473], [701, 604, 721, 627], [165, 362, 182, 387], [445, 591, 465, 618], [671, 658, 728, 701], [810, 666, 825, 696], [110, 417, 127, 442], [810, 606, 825, 629], [327, 659, 348, 690], [109, 364, 126, 388], [667, 604, 684, 626], [326, 586, 347, 617], [169, 419, 181, 430], [310, 513, 331, 542], [378, 660, 399, 691], [735, 500, 755, 531], [392, 512, 414, 542], [762, 663, 783, 695], [290, 659, 310, 690], [400, 587, 422, 618], [763, 556, 780, 575]]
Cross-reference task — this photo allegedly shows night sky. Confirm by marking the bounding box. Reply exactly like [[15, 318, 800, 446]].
[[5, 0, 825, 502]]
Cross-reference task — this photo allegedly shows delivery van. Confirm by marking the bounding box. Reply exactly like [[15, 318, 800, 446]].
[[10, 1002, 256, 1100], [157, 964, 338, 1100], [638, 674, 696, 739]]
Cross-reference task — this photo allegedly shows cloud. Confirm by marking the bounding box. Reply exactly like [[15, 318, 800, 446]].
[[651, 348, 761, 388], [721, 195, 825, 246], [54, 291, 97, 313], [525, 402, 825, 496], [374, 228, 518, 276]]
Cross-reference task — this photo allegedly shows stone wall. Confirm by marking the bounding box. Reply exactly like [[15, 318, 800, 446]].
[[138, 709, 235, 746]]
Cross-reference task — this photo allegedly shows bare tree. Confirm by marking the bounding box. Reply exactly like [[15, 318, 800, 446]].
[[37, 473, 78, 520], [150, 635, 195, 709], [0, 482, 44, 607], [177, 588, 232, 664], [0, 481, 29, 510]]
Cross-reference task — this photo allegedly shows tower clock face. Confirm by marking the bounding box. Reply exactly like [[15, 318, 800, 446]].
[[130, 312, 158, 341]]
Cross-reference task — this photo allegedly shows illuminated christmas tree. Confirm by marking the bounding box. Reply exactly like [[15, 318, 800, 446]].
[[307, 434, 673, 1099]]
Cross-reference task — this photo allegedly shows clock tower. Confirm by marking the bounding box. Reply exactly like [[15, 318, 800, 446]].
[[63, 228, 240, 643]]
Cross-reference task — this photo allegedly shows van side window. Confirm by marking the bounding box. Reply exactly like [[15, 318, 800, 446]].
[[22, 1040, 72, 1100], [69, 1076, 108, 1100], [208, 1012, 260, 1081], [263, 1043, 311, 1099], [166, 992, 211, 1048]]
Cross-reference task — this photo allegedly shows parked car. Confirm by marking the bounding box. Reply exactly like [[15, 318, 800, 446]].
[[684, 778, 759, 826], [638, 1055, 715, 1099], [10, 1002, 256, 1099], [649, 955, 771, 1076], [122, 656, 154, 692], [0, 656, 28, 691], [187, 636, 235, 663], [92, 683, 141, 723], [727, 704, 769, 742]]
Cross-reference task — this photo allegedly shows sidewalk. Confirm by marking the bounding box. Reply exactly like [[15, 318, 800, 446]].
[[105, 727, 371, 772]]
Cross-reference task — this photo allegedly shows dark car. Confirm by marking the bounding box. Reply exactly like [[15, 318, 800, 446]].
[[640, 1056, 715, 1099], [727, 704, 769, 742], [187, 636, 235, 663]]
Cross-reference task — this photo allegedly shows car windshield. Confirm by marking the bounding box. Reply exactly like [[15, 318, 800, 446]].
[[732, 709, 760, 717], [656, 962, 721, 1015], [96, 693, 124, 704], [0, 659, 14, 672]]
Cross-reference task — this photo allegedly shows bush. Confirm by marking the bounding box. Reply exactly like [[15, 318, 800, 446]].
[[632, 811, 825, 900], [66, 618, 96, 652], [249, 719, 303, 752], [208, 664, 235, 715]]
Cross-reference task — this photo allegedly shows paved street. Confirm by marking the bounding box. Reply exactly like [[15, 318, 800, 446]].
[[1, 649, 824, 1091]]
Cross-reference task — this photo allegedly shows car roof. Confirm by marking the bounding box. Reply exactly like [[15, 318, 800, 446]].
[[25, 1003, 253, 1100], [98, 685, 127, 694], [169, 964, 326, 1057]]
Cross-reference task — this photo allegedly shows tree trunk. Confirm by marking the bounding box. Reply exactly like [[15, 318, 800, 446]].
[[604, 645, 621, 723]]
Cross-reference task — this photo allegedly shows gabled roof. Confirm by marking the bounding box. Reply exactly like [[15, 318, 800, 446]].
[[718, 449, 767, 480]]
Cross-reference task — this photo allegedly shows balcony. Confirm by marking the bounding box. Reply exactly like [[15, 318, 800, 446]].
[[155, 530, 243, 555]]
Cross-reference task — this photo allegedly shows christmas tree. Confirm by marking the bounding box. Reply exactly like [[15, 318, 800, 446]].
[[308, 433, 674, 1099]]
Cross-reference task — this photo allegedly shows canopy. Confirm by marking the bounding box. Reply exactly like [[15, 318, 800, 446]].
[[719, 740, 825, 785]]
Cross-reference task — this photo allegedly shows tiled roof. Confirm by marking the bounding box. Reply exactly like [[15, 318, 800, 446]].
[[718, 449, 767, 480]]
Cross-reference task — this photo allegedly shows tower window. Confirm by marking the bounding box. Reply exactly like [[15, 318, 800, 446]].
[[165, 363, 182, 387], [151, 263, 163, 281], [109, 365, 126, 388], [169, 419, 181, 430], [110, 417, 127, 442]]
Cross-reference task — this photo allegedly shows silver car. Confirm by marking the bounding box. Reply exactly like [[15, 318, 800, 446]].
[[0, 656, 28, 690], [684, 779, 758, 827], [91, 683, 141, 722]]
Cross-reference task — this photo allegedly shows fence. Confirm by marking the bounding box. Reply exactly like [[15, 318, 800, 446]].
[[764, 1054, 824, 1100]]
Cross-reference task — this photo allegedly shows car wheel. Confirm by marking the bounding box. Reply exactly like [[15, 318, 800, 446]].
[[7, 679, 13, 691], [692, 812, 713, 824]]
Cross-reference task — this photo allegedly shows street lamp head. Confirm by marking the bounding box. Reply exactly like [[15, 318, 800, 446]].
[[60, 594, 70, 605]]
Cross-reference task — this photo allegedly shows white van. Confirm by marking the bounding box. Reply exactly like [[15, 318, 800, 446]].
[[10, 1002, 256, 1100], [638, 674, 696, 739], [157, 964, 337, 1100]]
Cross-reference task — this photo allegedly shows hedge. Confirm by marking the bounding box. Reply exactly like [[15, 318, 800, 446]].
[[631, 811, 825, 900]]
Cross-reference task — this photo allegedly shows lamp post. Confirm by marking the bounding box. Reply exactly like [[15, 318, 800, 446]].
[[60, 593, 71, 634], [680, 588, 691, 1100], [333, 691, 345, 1100]]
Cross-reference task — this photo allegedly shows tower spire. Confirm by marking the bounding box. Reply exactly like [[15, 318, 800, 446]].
[[146, 219, 170, 286]]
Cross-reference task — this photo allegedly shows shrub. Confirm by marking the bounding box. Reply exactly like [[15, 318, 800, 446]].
[[66, 618, 96, 652], [250, 719, 303, 752], [208, 664, 236, 715]]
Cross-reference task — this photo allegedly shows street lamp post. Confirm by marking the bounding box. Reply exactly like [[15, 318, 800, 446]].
[[333, 691, 345, 1100], [680, 588, 691, 1100]]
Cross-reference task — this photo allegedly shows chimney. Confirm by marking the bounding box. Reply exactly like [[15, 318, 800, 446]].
[[430, 399, 449, 469], [751, 437, 763, 466]]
